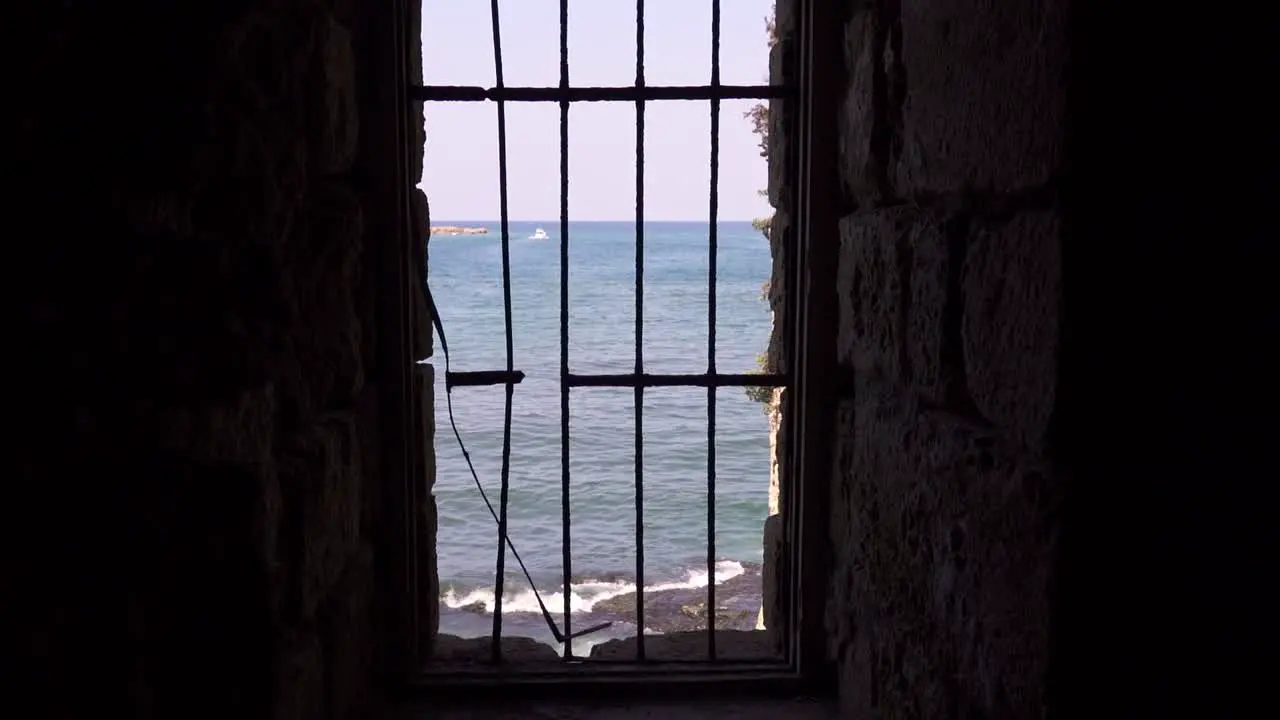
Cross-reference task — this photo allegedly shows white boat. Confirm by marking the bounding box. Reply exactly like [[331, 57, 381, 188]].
[[530, 227, 549, 240]]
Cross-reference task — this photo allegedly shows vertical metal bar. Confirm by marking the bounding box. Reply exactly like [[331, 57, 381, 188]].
[[486, 0, 516, 665], [559, 0, 574, 656], [633, 0, 647, 662], [706, 0, 721, 662]]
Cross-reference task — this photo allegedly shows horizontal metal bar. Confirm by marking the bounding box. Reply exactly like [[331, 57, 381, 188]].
[[567, 373, 787, 388], [446, 370, 525, 390], [411, 84, 789, 103]]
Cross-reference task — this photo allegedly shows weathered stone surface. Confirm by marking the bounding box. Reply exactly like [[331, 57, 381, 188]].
[[407, 0, 426, 182], [389, 696, 836, 720], [288, 414, 363, 619], [18, 2, 426, 719], [962, 210, 1060, 446], [837, 208, 960, 404], [774, 0, 799, 45], [839, 11, 882, 206], [893, 0, 1067, 194], [278, 182, 366, 423], [415, 362, 439, 655], [760, 513, 785, 647], [416, 362, 436, 492], [767, 391, 784, 516], [837, 211, 905, 382], [767, 206, 789, 314], [410, 188, 433, 362], [311, 14, 358, 175], [827, 381, 1060, 719], [589, 630, 777, 661], [432, 634, 560, 664], [905, 213, 957, 406], [163, 385, 279, 463], [323, 545, 373, 720], [766, 36, 793, 209], [273, 635, 326, 720]]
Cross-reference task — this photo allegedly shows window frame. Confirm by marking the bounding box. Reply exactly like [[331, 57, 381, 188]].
[[377, 0, 843, 695]]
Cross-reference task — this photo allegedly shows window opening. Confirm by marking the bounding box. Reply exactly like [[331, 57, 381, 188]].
[[416, 0, 795, 672]]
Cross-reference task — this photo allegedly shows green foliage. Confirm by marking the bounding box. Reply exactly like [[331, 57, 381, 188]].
[[744, 383, 774, 405], [742, 5, 780, 412], [743, 353, 777, 408], [744, 103, 769, 158]]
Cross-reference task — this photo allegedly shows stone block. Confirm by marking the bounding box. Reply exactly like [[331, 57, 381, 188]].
[[767, 389, 784, 516], [311, 15, 358, 175], [413, 362, 440, 655], [287, 414, 363, 619], [767, 206, 789, 313], [419, 492, 440, 654], [905, 212, 957, 406], [165, 385, 278, 464], [323, 544, 373, 720], [837, 211, 904, 382], [764, 208, 789, 376], [774, 0, 799, 45], [893, 0, 1067, 195], [828, 378, 1060, 719], [839, 11, 882, 207], [766, 36, 794, 209], [962, 210, 1060, 447], [279, 183, 365, 422], [410, 189, 433, 361], [416, 362, 436, 492], [272, 634, 325, 720], [761, 513, 785, 650], [837, 208, 959, 403]]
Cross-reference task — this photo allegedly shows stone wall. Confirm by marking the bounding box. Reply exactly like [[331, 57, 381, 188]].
[[13, 1, 431, 718], [809, 1, 1276, 717], [757, 0, 800, 647], [822, 1, 1067, 717]]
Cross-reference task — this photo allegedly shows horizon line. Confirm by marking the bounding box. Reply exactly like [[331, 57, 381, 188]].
[[429, 218, 764, 223]]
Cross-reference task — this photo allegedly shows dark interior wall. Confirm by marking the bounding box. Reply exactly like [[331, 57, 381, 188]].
[[821, 0, 1274, 718], [823, 1, 1068, 716], [1050, 6, 1275, 718], [12, 1, 429, 718]]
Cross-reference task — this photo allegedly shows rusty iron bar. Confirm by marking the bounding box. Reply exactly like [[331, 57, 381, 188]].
[[633, 0, 647, 663], [486, 0, 516, 664], [706, 0, 722, 663], [411, 84, 788, 103], [567, 373, 787, 389], [558, 0, 574, 656], [445, 370, 525, 390]]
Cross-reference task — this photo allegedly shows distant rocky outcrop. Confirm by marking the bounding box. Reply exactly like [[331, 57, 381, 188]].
[[430, 226, 488, 236]]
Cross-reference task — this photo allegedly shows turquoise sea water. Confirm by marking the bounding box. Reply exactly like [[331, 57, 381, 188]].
[[427, 220, 773, 654]]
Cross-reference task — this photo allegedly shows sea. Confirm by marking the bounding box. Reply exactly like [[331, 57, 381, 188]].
[[426, 220, 774, 657]]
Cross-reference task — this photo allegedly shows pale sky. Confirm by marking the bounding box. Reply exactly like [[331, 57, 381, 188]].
[[419, 0, 775, 221]]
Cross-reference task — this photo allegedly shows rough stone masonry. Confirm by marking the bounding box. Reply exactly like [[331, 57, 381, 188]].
[[807, 0, 1067, 717]]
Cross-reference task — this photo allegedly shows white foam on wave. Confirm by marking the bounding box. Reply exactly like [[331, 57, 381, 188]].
[[440, 560, 746, 615]]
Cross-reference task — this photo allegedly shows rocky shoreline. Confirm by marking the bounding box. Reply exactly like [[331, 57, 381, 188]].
[[430, 225, 488, 235], [589, 565, 762, 633], [446, 563, 762, 635]]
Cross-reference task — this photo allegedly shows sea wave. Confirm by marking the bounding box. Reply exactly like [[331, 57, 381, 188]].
[[440, 559, 747, 615]]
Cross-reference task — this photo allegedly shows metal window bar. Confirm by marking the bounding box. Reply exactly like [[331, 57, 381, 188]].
[[419, 0, 794, 666], [485, 0, 515, 665], [633, 0, 646, 662], [707, 0, 721, 662], [559, 0, 573, 656]]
